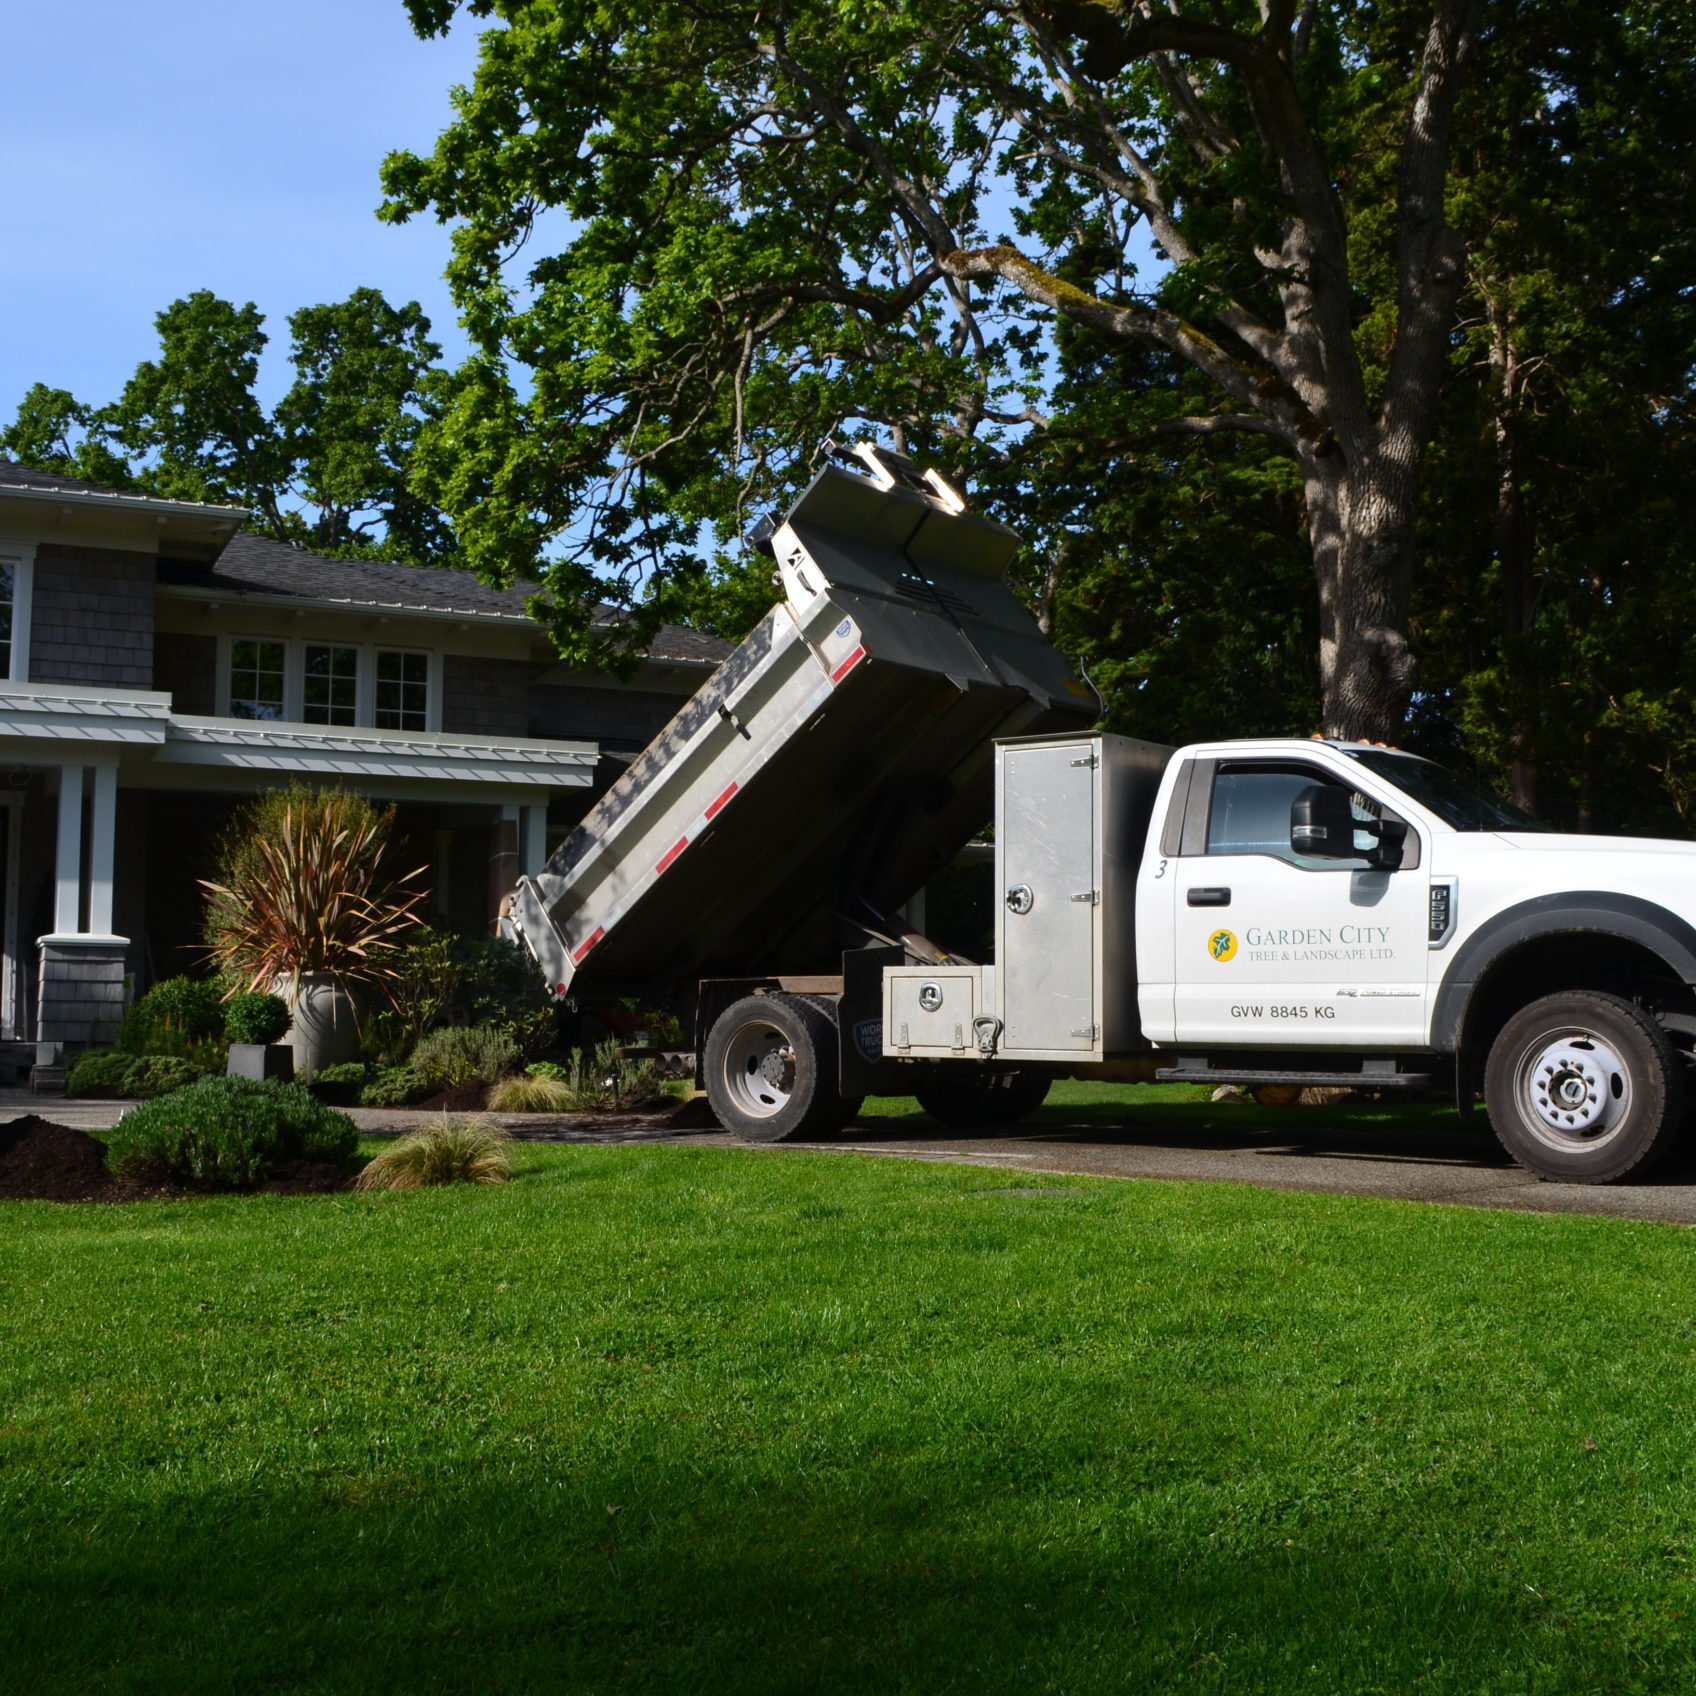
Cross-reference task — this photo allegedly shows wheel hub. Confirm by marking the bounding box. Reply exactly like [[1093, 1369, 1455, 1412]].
[[720, 1019, 798, 1119], [1524, 1035, 1627, 1141]]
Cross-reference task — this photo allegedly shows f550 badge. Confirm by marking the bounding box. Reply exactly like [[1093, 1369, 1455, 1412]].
[[1208, 929, 1237, 962]]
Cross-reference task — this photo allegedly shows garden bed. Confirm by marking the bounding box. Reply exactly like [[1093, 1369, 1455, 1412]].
[[0, 1115, 358, 1202]]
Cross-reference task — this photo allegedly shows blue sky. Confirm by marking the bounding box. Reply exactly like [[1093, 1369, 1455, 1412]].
[[2, 0, 482, 418]]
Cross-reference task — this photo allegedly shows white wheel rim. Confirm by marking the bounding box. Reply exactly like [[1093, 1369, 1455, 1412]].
[[720, 1018, 796, 1120], [1515, 1028, 1631, 1152]]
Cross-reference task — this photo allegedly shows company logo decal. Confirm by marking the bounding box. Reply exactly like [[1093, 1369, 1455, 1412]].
[[1208, 929, 1237, 962], [854, 1020, 884, 1062]]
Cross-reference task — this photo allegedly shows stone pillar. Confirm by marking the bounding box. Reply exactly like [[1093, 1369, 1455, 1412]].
[[520, 804, 548, 878]]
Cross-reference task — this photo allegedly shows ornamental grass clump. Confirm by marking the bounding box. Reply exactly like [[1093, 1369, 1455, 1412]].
[[353, 1120, 511, 1190], [201, 785, 427, 998], [486, 1073, 576, 1112], [105, 1076, 359, 1189]]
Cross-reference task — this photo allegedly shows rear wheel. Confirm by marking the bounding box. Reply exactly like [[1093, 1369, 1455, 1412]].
[[704, 994, 863, 1142], [915, 1069, 1052, 1128], [1483, 990, 1683, 1183]]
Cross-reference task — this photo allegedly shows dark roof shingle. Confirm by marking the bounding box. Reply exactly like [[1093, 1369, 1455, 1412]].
[[159, 530, 731, 664]]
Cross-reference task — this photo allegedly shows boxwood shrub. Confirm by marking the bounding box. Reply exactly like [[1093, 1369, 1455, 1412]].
[[224, 991, 292, 1046], [67, 1050, 210, 1100], [105, 1075, 358, 1189]]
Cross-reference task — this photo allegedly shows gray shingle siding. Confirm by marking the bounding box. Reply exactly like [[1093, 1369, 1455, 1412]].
[[30, 543, 155, 689], [442, 654, 530, 738], [153, 632, 217, 714], [528, 683, 683, 751]]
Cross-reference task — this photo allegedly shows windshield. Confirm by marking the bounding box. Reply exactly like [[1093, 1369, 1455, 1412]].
[[1342, 749, 1549, 832]]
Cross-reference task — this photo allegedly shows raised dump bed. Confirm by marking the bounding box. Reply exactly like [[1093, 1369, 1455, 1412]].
[[511, 445, 1098, 998]]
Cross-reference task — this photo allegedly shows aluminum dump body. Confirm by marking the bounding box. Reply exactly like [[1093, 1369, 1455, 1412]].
[[512, 447, 1098, 997]]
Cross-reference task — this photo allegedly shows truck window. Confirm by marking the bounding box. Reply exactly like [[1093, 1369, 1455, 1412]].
[[1206, 764, 1377, 867], [1341, 748, 1549, 831]]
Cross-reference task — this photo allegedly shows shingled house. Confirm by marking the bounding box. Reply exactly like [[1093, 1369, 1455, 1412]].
[[0, 461, 729, 1063]]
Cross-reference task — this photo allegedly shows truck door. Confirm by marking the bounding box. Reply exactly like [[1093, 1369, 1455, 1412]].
[[1171, 758, 1429, 1047]]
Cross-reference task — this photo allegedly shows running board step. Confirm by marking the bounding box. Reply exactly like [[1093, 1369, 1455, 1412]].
[[1155, 1068, 1432, 1090]]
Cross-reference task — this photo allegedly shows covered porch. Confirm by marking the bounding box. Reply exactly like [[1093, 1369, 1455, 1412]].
[[0, 680, 597, 1056]]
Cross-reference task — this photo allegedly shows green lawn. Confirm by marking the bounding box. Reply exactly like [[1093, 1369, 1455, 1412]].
[[5, 1141, 1696, 1693]]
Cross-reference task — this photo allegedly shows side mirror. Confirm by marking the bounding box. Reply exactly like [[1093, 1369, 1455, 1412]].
[[1290, 785, 1359, 859]]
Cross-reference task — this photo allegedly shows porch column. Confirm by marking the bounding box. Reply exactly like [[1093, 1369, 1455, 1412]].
[[88, 764, 118, 937], [520, 805, 548, 879], [489, 804, 520, 936], [37, 762, 129, 1055], [53, 764, 83, 936]]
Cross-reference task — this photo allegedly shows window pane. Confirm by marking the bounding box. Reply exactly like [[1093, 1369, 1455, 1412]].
[[0, 561, 13, 680], [303, 645, 359, 726], [1207, 767, 1373, 867], [374, 649, 429, 731], [229, 638, 287, 720]]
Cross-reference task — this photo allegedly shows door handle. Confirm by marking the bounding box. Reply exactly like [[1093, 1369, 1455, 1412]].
[[1187, 887, 1231, 907]]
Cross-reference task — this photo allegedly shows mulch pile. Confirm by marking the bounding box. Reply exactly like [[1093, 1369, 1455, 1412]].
[[0, 1115, 359, 1204], [407, 1080, 492, 1114]]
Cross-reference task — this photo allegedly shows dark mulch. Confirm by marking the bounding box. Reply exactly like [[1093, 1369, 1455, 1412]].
[[0, 1116, 114, 1201], [406, 1080, 492, 1114], [0, 1114, 359, 1204]]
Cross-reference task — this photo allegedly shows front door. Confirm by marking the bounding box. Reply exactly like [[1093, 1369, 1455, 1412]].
[[1172, 759, 1429, 1047]]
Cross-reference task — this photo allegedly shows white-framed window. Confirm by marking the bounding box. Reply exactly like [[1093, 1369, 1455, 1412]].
[[303, 643, 360, 726], [217, 637, 440, 732], [375, 648, 430, 731], [0, 541, 37, 683], [229, 637, 288, 719]]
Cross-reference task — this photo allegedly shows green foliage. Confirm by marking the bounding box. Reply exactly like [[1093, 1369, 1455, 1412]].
[[353, 1119, 512, 1190], [2, 289, 462, 562], [223, 992, 291, 1047], [359, 1066, 431, 1108], [104, 1076, 357, 1189], [531, 1039, 665, 1113], [67, 1050, 208, 1101], [115, 977, 226, 1060], [409, 1025, 519, 1089], [123, 1056, 208, 1099], [311, 1062, 368, 1086], [65, 1051, 138, 1098], [375, 929, 554, 1060]]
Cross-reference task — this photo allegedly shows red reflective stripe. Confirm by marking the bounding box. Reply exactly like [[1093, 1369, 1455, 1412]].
[[704, 781, 739, 820], [655, 837, 689, 874], [829, 644, 866, 684], [571, 926, 605, 964]]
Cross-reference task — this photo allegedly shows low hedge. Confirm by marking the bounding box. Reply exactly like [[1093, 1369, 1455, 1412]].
[[67, 1050, 210, 1100], [105, 1075, 359, 1189]]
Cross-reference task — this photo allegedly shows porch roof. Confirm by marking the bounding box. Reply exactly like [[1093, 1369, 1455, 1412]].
[[0, 681, 597, 787]]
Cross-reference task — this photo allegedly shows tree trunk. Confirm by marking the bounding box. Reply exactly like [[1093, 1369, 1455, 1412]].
[[1489, 301, 1539, 813], [1305, 454, 1421, 740]]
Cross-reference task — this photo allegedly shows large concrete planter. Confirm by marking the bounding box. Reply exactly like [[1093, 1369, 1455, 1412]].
[[284, 973, 361, 1080]]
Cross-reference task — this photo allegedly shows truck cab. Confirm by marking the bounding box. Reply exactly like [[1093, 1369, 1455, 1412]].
[[1135, 736, 1696, 1182]]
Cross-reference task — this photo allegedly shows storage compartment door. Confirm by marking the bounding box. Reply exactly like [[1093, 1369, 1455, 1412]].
[[998, 741, 1097, 1051]]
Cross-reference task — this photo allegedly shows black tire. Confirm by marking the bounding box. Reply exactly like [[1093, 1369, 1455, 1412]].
[[1483, 990, 1684, 1184], [915, 1069, 1052, 1128], [703, 993, 863, 1142]]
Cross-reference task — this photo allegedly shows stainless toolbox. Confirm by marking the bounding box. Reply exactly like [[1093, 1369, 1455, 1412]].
[[994, 732, 1173, 1061], [883, 966, 987, 1057]]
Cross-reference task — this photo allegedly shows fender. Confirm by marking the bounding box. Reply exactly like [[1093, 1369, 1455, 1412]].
[[1430, 891, 1696, 1053]]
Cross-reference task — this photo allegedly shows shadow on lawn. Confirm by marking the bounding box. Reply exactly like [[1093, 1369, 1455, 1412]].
[[3, 1472, 1659, 1694]]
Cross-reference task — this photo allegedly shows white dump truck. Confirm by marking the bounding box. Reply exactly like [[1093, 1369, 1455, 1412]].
[[513, 445, 1696, 1185]]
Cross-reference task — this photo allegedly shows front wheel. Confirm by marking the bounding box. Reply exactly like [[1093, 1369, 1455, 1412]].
[[703, 994, 863, 1142], [915, 1070, 1052, 1128], [1483, 990, 1684, 1184]]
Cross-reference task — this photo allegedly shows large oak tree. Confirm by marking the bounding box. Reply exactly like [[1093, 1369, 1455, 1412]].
[[383, 0, 1492, 734]]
